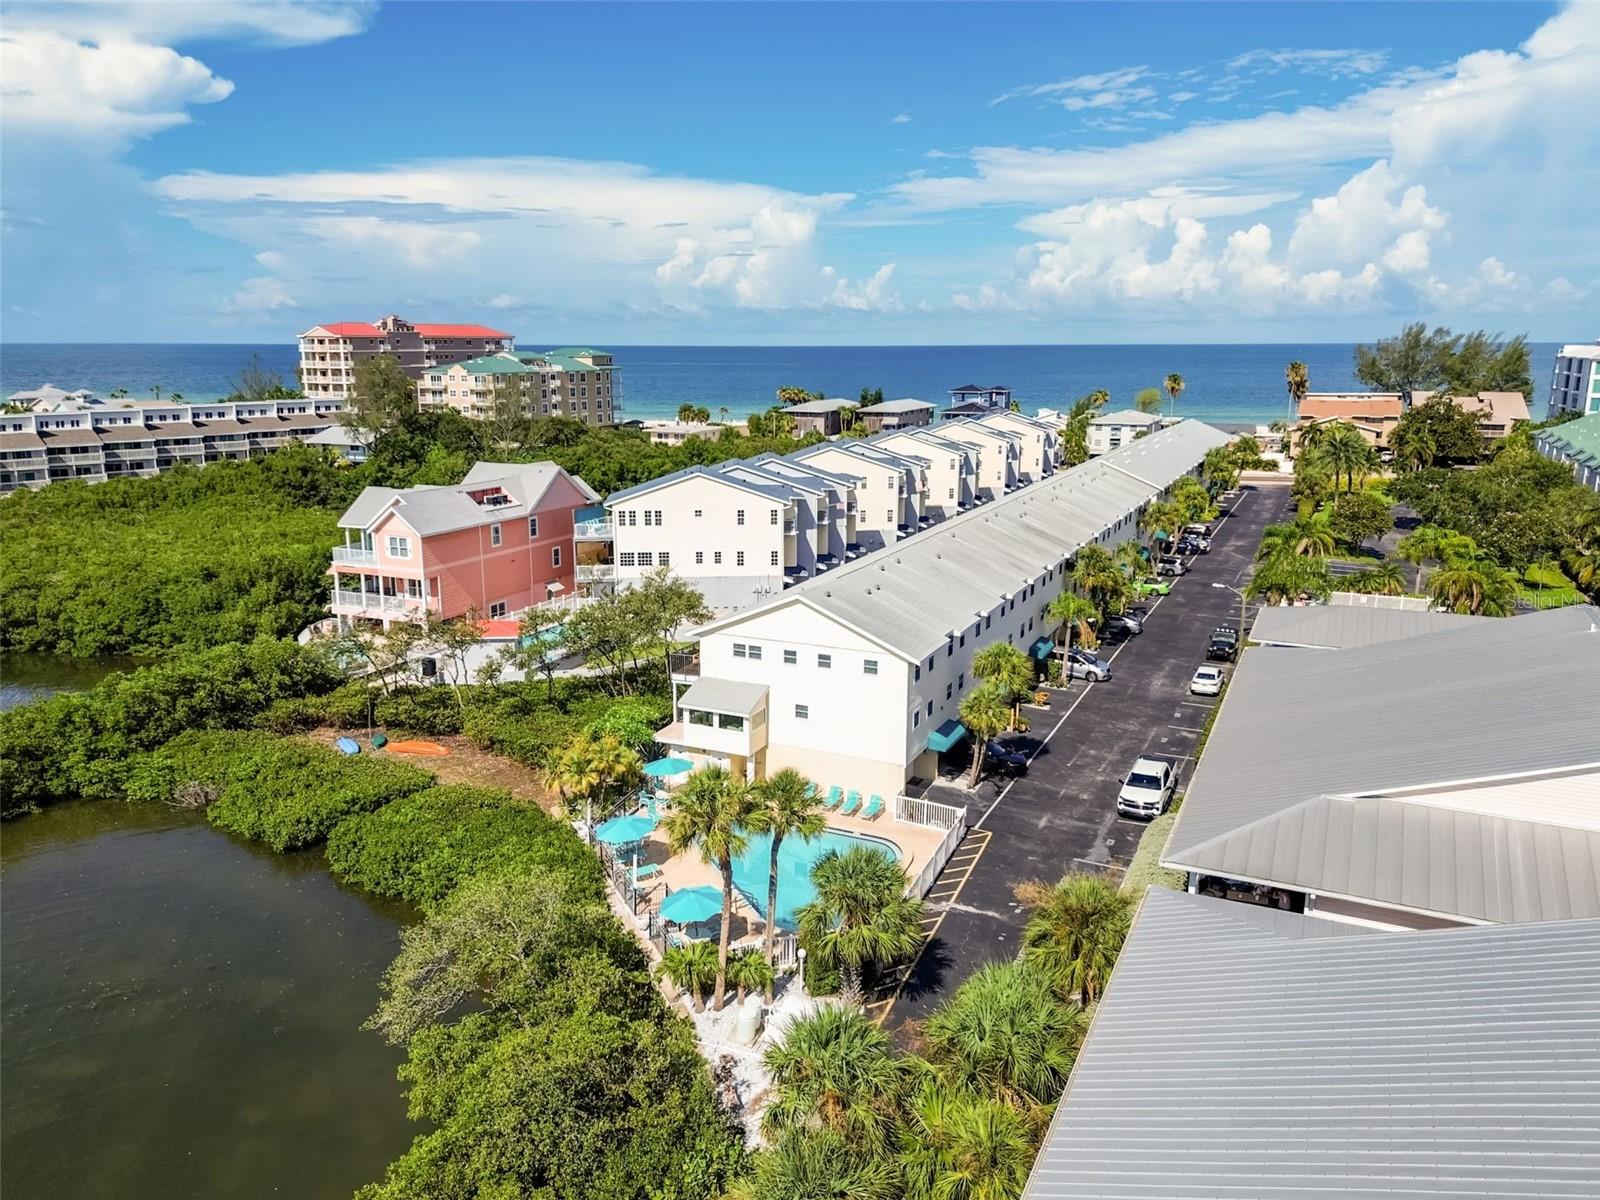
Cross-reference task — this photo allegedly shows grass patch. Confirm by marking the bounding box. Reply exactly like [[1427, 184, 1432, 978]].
[[1123, 803, 1185, 895]]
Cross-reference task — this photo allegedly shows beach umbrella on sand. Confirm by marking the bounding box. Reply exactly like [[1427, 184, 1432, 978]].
[[659, 885, 724, 928]]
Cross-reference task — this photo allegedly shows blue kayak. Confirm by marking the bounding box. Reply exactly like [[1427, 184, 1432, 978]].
[[335, 737, 361, 756]]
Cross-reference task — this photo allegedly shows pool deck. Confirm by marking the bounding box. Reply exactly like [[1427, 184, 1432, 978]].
[[629, 806, 948, 941]]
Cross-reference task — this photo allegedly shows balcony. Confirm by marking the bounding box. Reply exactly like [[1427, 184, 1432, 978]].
[[576, 562, 617, 583], [331, 588, 426, 615], [573, 517, 614, 540], [668, 650, 700, 680], [331, 546, 379, 566]]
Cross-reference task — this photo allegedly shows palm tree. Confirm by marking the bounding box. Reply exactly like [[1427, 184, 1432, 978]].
[[1139, 500, 1184, 558], [748, 767, 826, 984], [958, 684, 1011, 787], [1314, 422, 1377, 492], [1202, 445, 1241, 491], [1344, 561, 1406, 595], [1071, 544, 1131, 626], [735, 1131, 901, 1200], [795, 846, 924, 1001], [727, 945, 776, 1005], [1057, 389, 1108, 467], [1111, 539, 1150, 585], [1016, 873, 1132, 1003], [761, 1006, 905, 1150], [1284, 360, 1310, 431], [922, 959, 1083, 1110], [657, 939, 718, 1012], [719, 405, 731, 424], [1133, 387, 1163, 414], [1390, 418, 1438, 472], [1163, 372, 1184, 419], [1245, 552, 1333, 605], [662, 765, 760, 1010], [971, 643, 1033, 730], [1256, 520, 1337, 560], [547, 732, 642, 842], [897, 1086, 1035, 1200], [1045, 591, 1098, 651], [1429, 560, 1518, 616]]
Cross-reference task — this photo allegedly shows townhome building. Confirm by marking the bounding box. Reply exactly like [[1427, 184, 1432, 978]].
[[1086, 409, 1166, 455], [416, 348, 619, 427], [659, 421, 1230, 796], [943, 383, 1012, 418], [783, 397, 858, 437], [298, 315, 514, 403], [0, 397, 345, 494], [931, 417, 1020, 498], [976, 409, 1062, 482], [1549, 340, 1600, 417], [792, 441, 925, 548], [855, 398, 935, 432], [328, 461, 597, 627], [868, 428, 978, 517]]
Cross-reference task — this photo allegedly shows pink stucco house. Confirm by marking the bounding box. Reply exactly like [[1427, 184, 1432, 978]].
[[329, 461, 598, 626]]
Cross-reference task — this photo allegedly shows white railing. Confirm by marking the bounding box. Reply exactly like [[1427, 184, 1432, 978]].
[[331, 589, 422, 614], [1329, 591, 1431, 611], [331, 546, 379, 565], [894, 793, 966, 830], [908, 813, 969, 900], [573, 518, 614, 539], [576, 563, 617, 582]]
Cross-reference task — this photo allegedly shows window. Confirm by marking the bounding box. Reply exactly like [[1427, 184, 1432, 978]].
[[694, 508, 703, 518], [528, 513, 539, 538], [864, 659, 878, 676], [985, 615, 992, 630], [914, 664, 921, 682], [946, 683, 953, 700], [913, 711, 920, 728], [717, 713, 745, 731], [688, 709, 713, 727], [619, 552, 636, 567], [386, 535, 411, 558], [818, 653, 832, 669], [737, 510, 746, 526], [770, 550, 780, 566], [625, 510, 637, 526], [958, 673, 965, 689], [887, 510, 893, 522], [552, 546, 562, 567], [695, 551, 704, 565], [783, 649, 797, 665], [637, 551, 654, 567], [748, 644, 763, 661], [405, 578, 422, 599], [714, 551, 723, 565], [736, 551, 745, 567], [658, 551, 670, 566], [489, 601, 508, 618], [927, 701, 934, 716], [770, 509, 779, 525], [795, 704, 810, 720], [490, 523, 502, 547], [643, 510, 654, 526], [734, 643, 747, 658]]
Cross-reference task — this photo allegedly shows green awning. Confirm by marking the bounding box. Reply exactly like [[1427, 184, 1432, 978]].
[[927, 719, 967, 753], [1030, 636, 1055, 662]]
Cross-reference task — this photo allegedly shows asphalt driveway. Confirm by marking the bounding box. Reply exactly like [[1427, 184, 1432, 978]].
[[880, 480, 1296, 1033]]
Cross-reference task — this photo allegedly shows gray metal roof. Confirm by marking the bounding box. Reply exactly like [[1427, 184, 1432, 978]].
[[857, 397, 935, 413], [1165, 606, 1600, 922], [1250, 604, 1488, 649], [699, 421, 1230, 659], [677, 677, 768, 715], [784, 397, 855, 414], [606, 463, 794, 507], [939, 417, 1021, 445], [1024, 888, 1600, 1200], [339, 462, 594, 533], [1090, 408, 1164, 426]]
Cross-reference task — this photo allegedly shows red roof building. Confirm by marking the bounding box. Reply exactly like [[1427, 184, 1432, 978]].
[[297, 314, 516, 404]]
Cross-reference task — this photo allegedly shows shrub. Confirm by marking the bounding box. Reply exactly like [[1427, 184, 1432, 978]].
[[326, 785, 603, 911], [128, 730, 434, 851]]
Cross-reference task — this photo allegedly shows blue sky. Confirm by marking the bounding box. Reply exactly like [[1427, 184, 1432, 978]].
[[2, 1, 1596, 344]]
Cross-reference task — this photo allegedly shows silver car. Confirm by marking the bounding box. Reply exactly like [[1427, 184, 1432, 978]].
[[1107, 611, 1144, 635], [1065, 648, 1113, 682]]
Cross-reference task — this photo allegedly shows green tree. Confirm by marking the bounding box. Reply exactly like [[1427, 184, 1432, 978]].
[[795, 846, 924, 1001], [1016, 873, 1132, 1004], [971, 642, 1034, 730], [548, 732, 643, 844], [922, 959, 1082, 1111], [657, 940, 719, 1012], [1389, 396, 1485, 467], [1133, 387, 1163, 414], [1354, 322, 1457, 407], [777, 386, 825, 406], [760, 1006, 904, 1151], [1284, 360, 1310, 432], [957, 683, 1012, 788], [678, 403, 711, 422], [734, 1131, 901, 1200], [1311, 422, 1378, 492], [1070, 544, 1132, 627], [1442, 330, 1532, 397], [1343, 562, 1407, 595], [1429, 560, 1518, 616], [1045, 591, 1098, 651], [1245, 551, 1333, 604], [859, 386, 885, 406], [1163, 372, 1184, 418], [506, 604, 567, 704], [627, 564, 712, 683], [344, 354, 418, 444], [662, 765, 760, 1010], [1169, 476, 1217, 525], [747, 767, 826, 983], [1139, 499, 1184, 556], [726, 945, 777, 1004], [897, 1086, 1036, 1200], [1326, 490, 1393, 554], [1056, 390, 1108, 467], [1201, 445, 1242, 491]]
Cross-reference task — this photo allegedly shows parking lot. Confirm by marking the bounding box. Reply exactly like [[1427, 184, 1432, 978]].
[[877, 480, 1295, 1033]]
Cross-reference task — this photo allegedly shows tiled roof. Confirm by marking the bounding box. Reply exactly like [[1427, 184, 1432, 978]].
[[857, 398, 935, 414], [1299, 393, 1404, 420], [312, 322, 383, 337], [414, 323, 511, 339]]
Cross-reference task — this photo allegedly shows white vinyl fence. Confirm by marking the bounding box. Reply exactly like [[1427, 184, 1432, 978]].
[[895, 794, 969, 899]]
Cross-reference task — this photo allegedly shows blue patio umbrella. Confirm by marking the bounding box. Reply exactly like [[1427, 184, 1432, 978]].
[[643, 756, 694, 777], [594, 813, 659, 845], [659, 885, 723, 926]]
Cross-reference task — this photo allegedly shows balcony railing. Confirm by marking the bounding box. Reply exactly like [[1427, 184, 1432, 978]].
[[667, 650, 700, 679], [575, 563, 617, 582], [573, 518, 614, 539], [331, 589, 423, 614], [331, 546, 379, 566]]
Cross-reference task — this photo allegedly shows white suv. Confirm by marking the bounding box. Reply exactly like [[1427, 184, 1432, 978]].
[[1117, 757, 1176, 819]]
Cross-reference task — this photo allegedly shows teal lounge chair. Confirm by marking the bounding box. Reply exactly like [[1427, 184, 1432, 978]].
[[840, 791, 862, 816], [825, 785, 844, 809], [862, 795, 884, 820], [633, 862, 663, 885]]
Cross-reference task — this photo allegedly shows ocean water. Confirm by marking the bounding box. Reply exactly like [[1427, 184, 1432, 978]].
[[1, 342, 1561, 426]]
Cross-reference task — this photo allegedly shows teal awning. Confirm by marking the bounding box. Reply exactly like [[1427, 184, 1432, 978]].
[[1030, 636, 1055, 662], [927, 719, 967, 753]]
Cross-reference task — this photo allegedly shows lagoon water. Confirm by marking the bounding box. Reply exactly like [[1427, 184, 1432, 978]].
[[1, 342, 1562, 424]]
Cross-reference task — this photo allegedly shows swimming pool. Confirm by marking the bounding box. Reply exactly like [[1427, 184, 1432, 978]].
[[730, 828, 900, 931]]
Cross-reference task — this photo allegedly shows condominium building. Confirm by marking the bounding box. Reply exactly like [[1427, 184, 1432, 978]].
[[931, 417, 1021, 498], [417, 348, 619, 427], [1086, 409, 1166, 456], [855, 398, 935, 433], [1294, 390, 1529, 451], [943, 383, 1011, 419], [297, 315, 513, 402], [975, 410, 1062, 482], [868, 427, 979, 517], [0, 397, 345, 494], [783, 397, 857, 437], [1549, 340, 1600, 416], [792, 441, 928, 548], [658, 421, 1230, 795], [4, 384, 100, 411], [328, 461, 597, 627]]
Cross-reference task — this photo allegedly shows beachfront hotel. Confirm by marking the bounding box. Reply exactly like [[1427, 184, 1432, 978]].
[[0, 397, 345, 495], [1549, 340, 1600, 417], [416, 349, 619, 427], [328, 461, 598, 627], [296, 314, 515, 402], [655, 420, 1230, 798]]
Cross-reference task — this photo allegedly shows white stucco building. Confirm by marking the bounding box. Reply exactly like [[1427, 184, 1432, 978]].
[[658, 421, 1232, 797], [1549, 341, 1600, 417], [974, 409, 1062, 482], [1087, 409, 1168, 456], [868, 427, 980, 517], [933, 417, 1022, 498]]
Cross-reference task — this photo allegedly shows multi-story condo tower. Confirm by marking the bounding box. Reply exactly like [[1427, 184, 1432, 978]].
[[416, 349, 619, 427], [297, 315, 514, 402], [1549, 341, 1600, 417]]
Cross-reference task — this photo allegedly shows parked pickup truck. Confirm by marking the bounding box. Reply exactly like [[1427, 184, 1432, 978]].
[[1206, 625, 1240, 662]]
